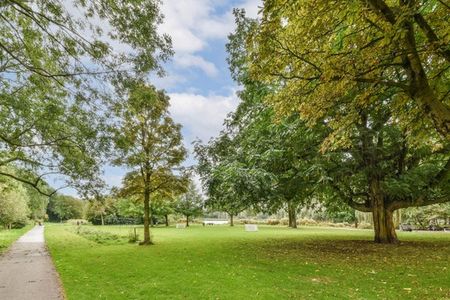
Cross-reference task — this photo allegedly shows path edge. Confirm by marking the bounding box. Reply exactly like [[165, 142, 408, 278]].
[[44, 226, 68, 300]]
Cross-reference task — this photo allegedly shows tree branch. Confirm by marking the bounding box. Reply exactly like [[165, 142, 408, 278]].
[[413, 13, 450, 63]]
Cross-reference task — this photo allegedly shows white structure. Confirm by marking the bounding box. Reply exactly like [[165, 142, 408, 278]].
[[203, 220, 229, 225], [176, 223, 186, 229], [245, 224, 258, 232]]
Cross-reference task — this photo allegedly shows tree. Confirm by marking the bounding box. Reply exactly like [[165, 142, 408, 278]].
[[174, 182, 203, 227], [0, 0, 172, 194], [47, 195, 83, 222], [85, 197, 115, 226], [0, 180, 29, 229], [113, 83, 187, 245], [115, 197, 144, 220], [25, 184, 49, 221], [317, 101, 449, 243], [235, 2, 450, 243], [249, 0, 450, 139], [150, 195, 176, 227]]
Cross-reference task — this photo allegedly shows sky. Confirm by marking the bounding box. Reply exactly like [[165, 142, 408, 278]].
[[58, 0, 262, 196]]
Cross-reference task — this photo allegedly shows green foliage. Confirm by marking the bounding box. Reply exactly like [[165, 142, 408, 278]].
[[115, 198, 144, 219], [249, 0, 450, 139], [84, 196, 115, 225], [403, 203, 450, 229], [0, 0, 172, 194], [0, 180, 29, 228], [47, 195, 83, 222], [25, 185, 49, 220], [196, 10, 326, 222], [174, 182, 204, 225]]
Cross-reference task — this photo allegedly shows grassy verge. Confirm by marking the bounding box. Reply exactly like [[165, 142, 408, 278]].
[[45, 224, 450, 300], [0, 225, 33, 254]]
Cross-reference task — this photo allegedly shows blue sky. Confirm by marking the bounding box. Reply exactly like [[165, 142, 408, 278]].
[[58, 0, 262, 196]]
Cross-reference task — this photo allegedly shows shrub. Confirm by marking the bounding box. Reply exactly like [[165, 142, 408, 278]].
[[298, 218, 318, 226], [280, 218, 289, 226], [358, 222, 372, 229], [240, 219, 255, 224], [90, 215, 143, 225], [267, 219, 280, 225]]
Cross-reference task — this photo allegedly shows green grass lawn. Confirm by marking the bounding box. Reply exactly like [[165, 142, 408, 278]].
[[45, 224, 450, 300], [0, 225, 33, 254]]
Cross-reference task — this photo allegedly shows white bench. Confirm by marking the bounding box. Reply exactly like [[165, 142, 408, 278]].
[[176, 223, 186, 229], [245, 224, 258, 232], [203, 220, 229, 225]]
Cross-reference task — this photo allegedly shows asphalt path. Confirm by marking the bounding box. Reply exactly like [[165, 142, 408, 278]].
[[0, 226, 64, 300]]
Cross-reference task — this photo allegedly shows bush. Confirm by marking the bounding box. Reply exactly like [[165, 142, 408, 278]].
[[240, 219, 264, 224], [11, 219, 28, 229], [240, 219, 254, 224], [90, 215, 143, 225], [267, 219, 280, 225], [358, 222, 372, 229], [298, 218, 318, 226], [280, 218, 289, 226]]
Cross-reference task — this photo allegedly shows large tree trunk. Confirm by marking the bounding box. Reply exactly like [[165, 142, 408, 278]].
[[186, 215, 189, 227], [165, 214, 169, 227], [288, 202, 297, 228], [370, 180, 398, 243], [140, 189, 152, 245], [230, 214, 234, 226], [100, 214, 104, 226]]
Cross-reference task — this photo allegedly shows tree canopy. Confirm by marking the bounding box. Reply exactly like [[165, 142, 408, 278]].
[[0, 0, 172, 194], [249, 0, 449, 141]]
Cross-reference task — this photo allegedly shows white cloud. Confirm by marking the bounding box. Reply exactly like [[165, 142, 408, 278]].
[[150, 73, 187, 90], [174, 54, 219, 77], [168, 91, 239, 144], [159, 0, 261, 76], [241, 0, 262, 18]]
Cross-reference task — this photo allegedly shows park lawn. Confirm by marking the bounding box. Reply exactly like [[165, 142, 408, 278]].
[[0, 225, 33, 254], [45, 224, 450, 300]]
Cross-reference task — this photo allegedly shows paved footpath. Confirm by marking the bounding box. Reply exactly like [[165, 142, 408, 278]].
[[0, 226, 64, 300]]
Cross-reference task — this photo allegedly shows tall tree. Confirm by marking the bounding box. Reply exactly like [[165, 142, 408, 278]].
[[150, 194, 176, 227], [0, 178, 29, 229], [113, 83, 187, 245], [318, 101, 449, 243], [174, 181, 204, 227], [85, 196, 115, 226], [241, 2, 450, 243]]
